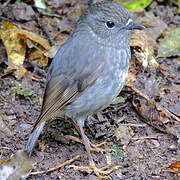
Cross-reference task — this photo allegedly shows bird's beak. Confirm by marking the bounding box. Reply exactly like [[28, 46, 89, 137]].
[[128, 22, 145, 30]]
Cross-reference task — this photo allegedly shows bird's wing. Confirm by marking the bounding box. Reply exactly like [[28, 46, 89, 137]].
[[40, 36, 106, 122], [26, 34, 106, 155]]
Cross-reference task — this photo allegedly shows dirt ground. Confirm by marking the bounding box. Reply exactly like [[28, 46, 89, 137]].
[[0, 0, 179, 179]]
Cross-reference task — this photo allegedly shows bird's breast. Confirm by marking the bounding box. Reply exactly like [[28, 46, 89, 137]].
[[64, 47, 130, 118]]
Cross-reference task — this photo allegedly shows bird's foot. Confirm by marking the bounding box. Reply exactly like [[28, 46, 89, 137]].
[[73, 161, 118, 179]]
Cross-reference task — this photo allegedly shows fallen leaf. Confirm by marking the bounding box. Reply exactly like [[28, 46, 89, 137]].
[[111, 145, 124, 163], [130, 30, 157, 68], [165, 162, 180, 175], [0, 115, 12, 136], [169, 162, 180, 170], [126, 57, 137, 86], [136, 12, 167, 40], [158, 28, 180, 57], [127, 30, 158, 86], [11, 2, 35, 21], [131, 88, 180, 141], [113, 125, 133, 145], [44, 40, 67, 58], [0, 21, 51, 77], [0, 150, 35, 180], [28, 49, 49, 67], [18, 30, 50, 50], [34, 0, 52, 15], [0, 21, 26, 78]]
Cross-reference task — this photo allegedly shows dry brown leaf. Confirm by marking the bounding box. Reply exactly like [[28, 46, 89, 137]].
[[0, 21, 26, 78], [68, 3, 84, 18], [165, 162, 180, 175], [126, 57, 137, 86], [0, 150, 34, 179], [113, 125, 134, 145], [0, 21, 51, 77], [131, 87, 180, 140], [18, 29, 50, 50], [126, 30, 159, 87], [28, 49, 49, 67], [0, 114, 12, 136], [130, 30, 158, 68], [169, 162, 180, 170], [45, 40, 67, 58], [136, 12, 167, 40]]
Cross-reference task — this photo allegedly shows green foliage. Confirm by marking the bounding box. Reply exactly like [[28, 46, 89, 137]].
[[111, 144, 124, 163], [158, 28, 180, 57], [12, 81, 33, 97], [35, 0, 52, 15], [113, 0, 153, 11], [16, 0, 22, 2]]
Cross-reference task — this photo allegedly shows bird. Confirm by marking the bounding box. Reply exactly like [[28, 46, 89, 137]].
[[26, 1, 144, 178]]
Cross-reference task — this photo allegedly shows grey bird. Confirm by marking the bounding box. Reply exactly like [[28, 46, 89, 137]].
[[26, 1, 144, 178]]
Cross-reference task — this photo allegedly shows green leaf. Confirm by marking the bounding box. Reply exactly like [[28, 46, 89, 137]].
[[113, 0, 153, 12], [12, 81, 33, 97], [34, 0, 52, 15], [158, 28, 180, 57], [16, 0, 22, 2], [111, 145, 124, 163]]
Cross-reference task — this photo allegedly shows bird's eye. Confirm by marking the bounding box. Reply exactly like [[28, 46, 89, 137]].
[[105, 21, 115, 29]]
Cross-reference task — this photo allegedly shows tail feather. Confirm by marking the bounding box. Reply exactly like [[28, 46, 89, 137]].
[[26, 121, 46, 157]]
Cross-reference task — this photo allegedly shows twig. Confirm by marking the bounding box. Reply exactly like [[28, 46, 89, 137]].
[[0, 146, 11, 150], [121, 123, 147, 127], [30, 155, 80, 175], [131, 135, 159, 140], [2, 0, 11, 7], [63, 135, 83, 144], [131, 135, 171, 140]]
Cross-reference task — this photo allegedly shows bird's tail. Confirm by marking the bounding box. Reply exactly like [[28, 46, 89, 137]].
[[26, 121, 46, 157]]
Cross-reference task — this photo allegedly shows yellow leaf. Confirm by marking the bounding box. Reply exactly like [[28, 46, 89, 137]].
[[0, 21, 26, 78], [17, 30, 50, 50], [0, 21, 50, 78], [28, 49, 49, 67]]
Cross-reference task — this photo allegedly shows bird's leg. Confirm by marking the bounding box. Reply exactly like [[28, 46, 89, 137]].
[[89, 141, 110, 153], [66, 118, 110, 153], [63, 135, 110, 153], [73, 118, 116, 179]]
